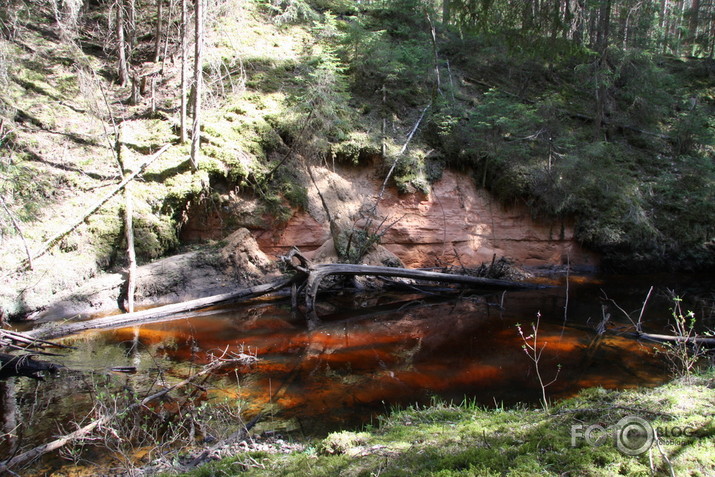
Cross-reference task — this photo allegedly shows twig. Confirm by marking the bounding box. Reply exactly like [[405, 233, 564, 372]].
[[653, 430, 676, 477]]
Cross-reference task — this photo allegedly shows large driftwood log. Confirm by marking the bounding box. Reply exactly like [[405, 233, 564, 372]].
[[26, 276, 297, 341]]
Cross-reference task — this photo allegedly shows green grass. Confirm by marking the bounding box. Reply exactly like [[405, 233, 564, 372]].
[[178, 372, 715, 477]]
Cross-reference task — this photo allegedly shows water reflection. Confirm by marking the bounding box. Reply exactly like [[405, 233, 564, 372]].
[[4, 274, 711, 472]]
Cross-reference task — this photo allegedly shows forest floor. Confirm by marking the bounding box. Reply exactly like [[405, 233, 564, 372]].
[[170, 371, 715, 477]]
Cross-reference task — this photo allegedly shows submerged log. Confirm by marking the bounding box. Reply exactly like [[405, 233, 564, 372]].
[[0, 353, 60, 380]]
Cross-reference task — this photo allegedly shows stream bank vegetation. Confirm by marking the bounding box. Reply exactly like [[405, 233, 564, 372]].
[[181, 374, 715, 477]]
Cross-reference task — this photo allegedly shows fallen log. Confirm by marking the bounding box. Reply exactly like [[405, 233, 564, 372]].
[[280, 249, 543, 319], [628, 331, 715, 347], [26, 276, 297, 341], [23, 250, 539, 341]]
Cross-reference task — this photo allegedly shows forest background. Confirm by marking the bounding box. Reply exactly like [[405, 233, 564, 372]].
[[0, 0, 714, 319]]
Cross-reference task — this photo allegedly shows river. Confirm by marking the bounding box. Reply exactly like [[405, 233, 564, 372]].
[[1, 272, 713, 474]]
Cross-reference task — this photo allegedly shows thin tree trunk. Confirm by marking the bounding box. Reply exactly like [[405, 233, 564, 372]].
[[124, 180, 136, 313], [442, 0, 450, 25], [116, 123, 136, 313], [154, 0, 163, 62], [427, 12, 441, 98], [116, 0, 130, 86], [688, 0, 700, 44], [190, 0, 203, 171], [180, 0, 188, 143]]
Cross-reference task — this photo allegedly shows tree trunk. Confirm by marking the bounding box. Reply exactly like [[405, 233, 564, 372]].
[[116, 0, 130, 86], [180, 0, 188, 143], [688, 0, 700, 46], [123, 177, 136, 313], [190, 0, 203, 171], [154, 0, 163, 62], [25, 276, 297, 341], [442, 0, 450, 25], [116, 122, 136, 313]]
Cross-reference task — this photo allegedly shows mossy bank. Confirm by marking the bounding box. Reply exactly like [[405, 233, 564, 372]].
[[181, 373, 715, 477]]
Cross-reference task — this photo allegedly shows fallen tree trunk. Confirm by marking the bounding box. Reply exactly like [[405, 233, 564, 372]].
[[303, 263, 541, 313], [24, 250, 539, 341], [628, 331, 715, 347], [26, 276, 297, 341], [280, 249, 542, 319]]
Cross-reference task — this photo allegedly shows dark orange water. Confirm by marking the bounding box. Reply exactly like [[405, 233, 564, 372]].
[[2, 272, 713, 473]]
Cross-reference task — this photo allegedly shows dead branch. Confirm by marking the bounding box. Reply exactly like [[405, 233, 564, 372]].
[[19, 144, 172, 271], [0, 329, 72, 351], [628, 331, 715, 347]]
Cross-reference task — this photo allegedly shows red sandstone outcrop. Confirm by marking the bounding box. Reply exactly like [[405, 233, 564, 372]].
[[182, 165, 599, 269]]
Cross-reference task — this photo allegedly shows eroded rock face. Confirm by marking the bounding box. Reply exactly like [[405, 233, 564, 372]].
[[242, 167, 598, 269], [376, 171, 597, 268], [180, 164, 597, 269]]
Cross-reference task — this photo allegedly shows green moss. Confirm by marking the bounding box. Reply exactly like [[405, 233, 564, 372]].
[[176, 371, 715, 477]]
